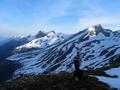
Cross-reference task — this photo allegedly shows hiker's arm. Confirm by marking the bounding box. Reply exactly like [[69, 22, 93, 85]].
[[70, 61, 74, 64]]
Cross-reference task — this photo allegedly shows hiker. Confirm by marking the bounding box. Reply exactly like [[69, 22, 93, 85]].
[[72, 50, 83, 80]]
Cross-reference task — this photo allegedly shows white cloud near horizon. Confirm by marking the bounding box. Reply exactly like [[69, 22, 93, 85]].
[[73, 0, 120, 31], [75, 16, 120, 31]]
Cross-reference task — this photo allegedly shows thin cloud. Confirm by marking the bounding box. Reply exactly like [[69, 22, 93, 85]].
[[75, 16, 120, 29], [73, 0, 120, 31], [0, 0, 120, 36]]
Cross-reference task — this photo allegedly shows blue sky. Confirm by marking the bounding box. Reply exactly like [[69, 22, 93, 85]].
[[0, 0, 120, 37]]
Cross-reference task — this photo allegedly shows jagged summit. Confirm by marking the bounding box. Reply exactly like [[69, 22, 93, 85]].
[[88, 24, 103, 36], [88, 24, 103, 31], [35, 30, 46, 38], [48, 30, 56, 34], [88, 24, 111, 37], [46, 31, 56, 37], [15, 30, 67, 52]]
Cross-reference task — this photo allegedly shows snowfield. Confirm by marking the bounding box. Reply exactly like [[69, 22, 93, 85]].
[[97, 67, 120, 89], [7, 24, 120, 86], [16, 31, 68, 50]]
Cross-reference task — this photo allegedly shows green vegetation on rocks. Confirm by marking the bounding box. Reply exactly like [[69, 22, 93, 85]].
[[0, 72, 114, 90]]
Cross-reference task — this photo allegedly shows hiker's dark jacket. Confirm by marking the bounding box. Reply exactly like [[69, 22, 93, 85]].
[[73, 55, 81, 70]]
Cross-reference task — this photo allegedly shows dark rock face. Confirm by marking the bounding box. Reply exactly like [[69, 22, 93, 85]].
[[0, 37, 30, 60], [35, 31, 46, 38], [0, 60, 21, 83], [89, 24, 111, 37]]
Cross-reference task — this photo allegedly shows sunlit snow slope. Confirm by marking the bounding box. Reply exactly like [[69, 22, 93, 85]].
[[8, 25, 120, 78]]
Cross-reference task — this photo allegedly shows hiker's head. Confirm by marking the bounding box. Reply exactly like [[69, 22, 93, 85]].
[[77, 50, 80, 55]]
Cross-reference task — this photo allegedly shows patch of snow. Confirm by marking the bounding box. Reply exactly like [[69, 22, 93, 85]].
[[97, 67, 120, 89], [115, 48, 120, 55], [90, 32, 106, 40], [88, 26, 95, 31]]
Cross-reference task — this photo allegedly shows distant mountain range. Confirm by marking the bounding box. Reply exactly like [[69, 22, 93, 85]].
[[0, 36, 30, 60], [1, 24, 118, 78], [15, 31, 69, 53]]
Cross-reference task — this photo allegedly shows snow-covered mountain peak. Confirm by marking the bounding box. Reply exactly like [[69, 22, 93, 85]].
[[15, 31, 67, 52], [88, 24, 103, 36], [88, 24, 111, 37], [46, 31, 56, 37], [88, 24, 103, 31]]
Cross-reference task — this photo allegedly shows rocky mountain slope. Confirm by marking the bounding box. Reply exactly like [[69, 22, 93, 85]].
[[0, 31, 67, 82], [0, 36, 31, 60], [7, 24, 120, 78]]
